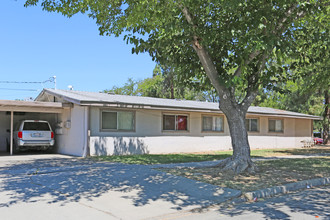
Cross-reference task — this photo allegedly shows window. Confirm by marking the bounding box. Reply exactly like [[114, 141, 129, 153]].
[[246, 118, 259, 132], [23, 122, 51, 131], [202, 115, 224, 132], [163, 114, 188, 131], [101, 110, 134, 131], [269, 119, 283, 132]]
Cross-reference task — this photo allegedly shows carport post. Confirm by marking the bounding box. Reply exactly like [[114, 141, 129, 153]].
[[10, 111, 13, 155]]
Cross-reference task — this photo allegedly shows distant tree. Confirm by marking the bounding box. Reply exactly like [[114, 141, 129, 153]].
[[104, 78, 138, 96], [136, 74, 164, 98], [152, 64, 162, 77], [105, 65, 218, 102], [25, 0, 328, 173], [254, 79, 324, 126]]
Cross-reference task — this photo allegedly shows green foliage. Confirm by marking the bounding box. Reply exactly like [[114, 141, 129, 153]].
[[93, 154, 230, 165], [255, 80, 323, 115], [104, 78, 138, 96], [254, 13, 330, 134], [24, 0, 328, 101], [92, 147, 330, 165], [104, 65, 218, 102]]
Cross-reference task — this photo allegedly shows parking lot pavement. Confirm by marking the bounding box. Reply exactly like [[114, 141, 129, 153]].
[[0, 155, 240, 220]]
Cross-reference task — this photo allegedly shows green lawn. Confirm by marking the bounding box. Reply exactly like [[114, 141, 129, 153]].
[[92, 153, 231, 164], [91, 146, 329, 165]]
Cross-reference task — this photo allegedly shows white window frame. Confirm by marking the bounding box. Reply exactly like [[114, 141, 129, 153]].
[[100, 109, 135, 132], [246, 118, 259, 132], [268, 119, 284, 133], [202, 115, 224, 132], [162, 113, 189, 132]]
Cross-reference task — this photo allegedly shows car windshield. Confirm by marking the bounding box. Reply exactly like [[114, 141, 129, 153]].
[[23, 122, 50, 131]]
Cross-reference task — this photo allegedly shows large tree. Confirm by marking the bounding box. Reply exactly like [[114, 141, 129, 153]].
[[25, 0, 328, 173], [254, 14, 330, 144]]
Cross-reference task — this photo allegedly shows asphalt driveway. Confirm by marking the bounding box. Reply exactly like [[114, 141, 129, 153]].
[[0, 154, 240, 220]]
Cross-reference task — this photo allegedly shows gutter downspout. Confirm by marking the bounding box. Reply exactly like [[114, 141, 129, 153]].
[[82, 106, 90, 157]]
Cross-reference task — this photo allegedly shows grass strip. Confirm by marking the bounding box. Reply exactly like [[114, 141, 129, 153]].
[[91, 147, 329, 165]]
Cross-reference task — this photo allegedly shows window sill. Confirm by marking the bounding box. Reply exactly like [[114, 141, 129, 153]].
[[268, 131, 284, 134], [201, 130, 224, 133], [162, 130, 190, 133], [100, 129, 136, 133]]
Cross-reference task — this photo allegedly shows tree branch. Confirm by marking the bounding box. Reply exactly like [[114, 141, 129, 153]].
[[234, 51, 261, 77], [181, 6, 228, 98], [241, 52, 268, 112], [274, 3, 307, 36]]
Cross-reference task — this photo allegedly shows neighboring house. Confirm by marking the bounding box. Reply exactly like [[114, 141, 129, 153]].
[[33, 88, 322, 157]]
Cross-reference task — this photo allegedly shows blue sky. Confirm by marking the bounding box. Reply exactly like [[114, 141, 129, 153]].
[[0, 0, 156, 100]]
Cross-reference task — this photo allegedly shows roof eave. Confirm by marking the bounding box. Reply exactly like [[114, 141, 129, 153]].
[[79, 101, 321, 120], [41, 89, 82, 105]]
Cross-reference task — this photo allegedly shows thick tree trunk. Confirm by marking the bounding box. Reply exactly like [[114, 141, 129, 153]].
[[215, 104, 256, 174], [323, 90, 329, 144]]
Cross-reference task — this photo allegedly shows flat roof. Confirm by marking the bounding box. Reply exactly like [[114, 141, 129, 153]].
[[0, 100, 63, 113], [36, 89, 322, 120]]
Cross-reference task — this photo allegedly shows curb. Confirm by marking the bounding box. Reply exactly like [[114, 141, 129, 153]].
[[232, 177, 330, 203]]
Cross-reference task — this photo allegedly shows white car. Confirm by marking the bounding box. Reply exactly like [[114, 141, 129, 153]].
[[14, 120, 55, 152]]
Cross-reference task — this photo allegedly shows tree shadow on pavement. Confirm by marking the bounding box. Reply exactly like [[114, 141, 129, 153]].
[[0, 157, 240, 210], [214, 187, 330, 219]]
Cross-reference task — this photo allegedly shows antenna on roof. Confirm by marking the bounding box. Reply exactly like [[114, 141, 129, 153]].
[[53, 76, 56, 90], [68, 85, 74, 90]]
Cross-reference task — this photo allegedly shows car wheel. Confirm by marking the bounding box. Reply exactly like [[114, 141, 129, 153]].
[[13, 140, 20, 154]]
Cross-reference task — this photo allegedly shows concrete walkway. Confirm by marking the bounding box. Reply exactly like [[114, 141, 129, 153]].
[[0, 155, 240, 220]]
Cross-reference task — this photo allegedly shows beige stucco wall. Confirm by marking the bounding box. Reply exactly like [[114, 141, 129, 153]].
[[88, 107, 314, 156], [55, 104, 88, 156], [247, 116, 312, 149], [89, 107, 230, 137]]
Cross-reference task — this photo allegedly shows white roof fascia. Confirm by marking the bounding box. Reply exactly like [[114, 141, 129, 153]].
[[39, 89, 321, 120], [247, 113, 322, 120]]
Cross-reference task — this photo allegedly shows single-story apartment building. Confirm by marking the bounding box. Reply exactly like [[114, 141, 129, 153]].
[[29, 88, 321, 157]]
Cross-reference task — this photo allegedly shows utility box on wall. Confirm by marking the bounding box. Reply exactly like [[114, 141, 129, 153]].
[[64, 120, 71, 129], [55, 128, 63, 135]]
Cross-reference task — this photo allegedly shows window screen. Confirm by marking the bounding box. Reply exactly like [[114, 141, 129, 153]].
[[163, 115, 176, 130], [202, 116, 213, 131], [102, 112, 117, 130], [269, 119, 283, 132], [246, 119, 258, 132], [213, 116, 223, 131], [202, 116, 223, 131], [118, 111, 134, 130], [101, 111, 134, 131]]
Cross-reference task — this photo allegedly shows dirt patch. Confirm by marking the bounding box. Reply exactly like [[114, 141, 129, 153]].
[[159, 157, 330, 193], [189, 146, 330, 157]]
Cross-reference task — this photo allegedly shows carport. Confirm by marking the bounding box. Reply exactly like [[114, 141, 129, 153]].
[[0, 100, 63, 155]]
